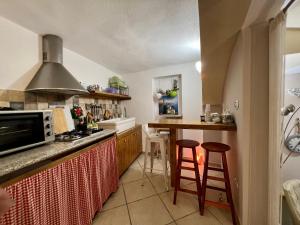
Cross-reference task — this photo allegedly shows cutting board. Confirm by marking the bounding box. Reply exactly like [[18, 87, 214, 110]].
[[52, 108, 69, 134]]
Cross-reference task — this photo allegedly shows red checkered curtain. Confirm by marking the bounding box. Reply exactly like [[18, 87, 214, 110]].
[[0, 137, 118, 225]]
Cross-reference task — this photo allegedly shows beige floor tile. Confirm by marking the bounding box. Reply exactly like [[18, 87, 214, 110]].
[[92, 205, 131, 225], [176, 211, 222, 225], [120, 166, 143, 184], [137, 153, 145, 166], [207, 206, 233, 225], [123, 178, 156, 203], [160, 190, 199, 220], [130, 159, 142, 169], [128, 195, 173, 225], [102, 185, 126, 211], [182, 182, 227, 202], [148, 174, 170, 193], [138, 153, 169, 171]]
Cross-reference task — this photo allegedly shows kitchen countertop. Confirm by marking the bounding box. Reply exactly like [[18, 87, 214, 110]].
[[148, 119, 237, 130], [0, 129, 116, 179]]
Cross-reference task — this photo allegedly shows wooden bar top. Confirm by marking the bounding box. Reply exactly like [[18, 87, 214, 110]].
[[148, 119, 237, 131]]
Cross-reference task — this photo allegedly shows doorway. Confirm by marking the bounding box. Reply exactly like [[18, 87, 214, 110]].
[[280, 2, 300, 224]]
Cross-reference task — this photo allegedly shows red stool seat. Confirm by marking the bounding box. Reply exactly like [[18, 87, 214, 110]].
[[176, 139, 200, 148], [201, 142, 230, 152]]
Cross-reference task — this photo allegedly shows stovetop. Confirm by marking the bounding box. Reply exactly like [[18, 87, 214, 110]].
[[55, 129, 104, 142]]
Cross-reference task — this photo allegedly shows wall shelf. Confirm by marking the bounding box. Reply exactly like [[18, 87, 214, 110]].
[[83, 91, 131, 101]]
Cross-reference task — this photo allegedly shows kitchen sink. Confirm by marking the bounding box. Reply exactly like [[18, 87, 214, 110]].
[[97, 117, 136, 133]]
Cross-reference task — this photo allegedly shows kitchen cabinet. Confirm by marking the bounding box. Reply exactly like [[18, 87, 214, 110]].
[[117, 125, 142, 176]]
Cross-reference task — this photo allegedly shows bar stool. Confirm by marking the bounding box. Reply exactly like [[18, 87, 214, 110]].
[[201, 142, 237, 225], [173, 139, 202, 212]]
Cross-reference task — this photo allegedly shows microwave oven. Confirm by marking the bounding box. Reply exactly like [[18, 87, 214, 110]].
[[0, 110, 55, 156]]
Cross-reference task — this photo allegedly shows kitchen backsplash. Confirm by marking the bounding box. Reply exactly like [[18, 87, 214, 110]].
[[0, 89, 124, 117]]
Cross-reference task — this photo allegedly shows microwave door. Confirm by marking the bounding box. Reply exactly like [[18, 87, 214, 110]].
[[0, 113, 45, 153]]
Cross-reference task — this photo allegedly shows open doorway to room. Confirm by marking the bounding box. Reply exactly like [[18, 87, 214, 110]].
[[281, 1, 300, 224]]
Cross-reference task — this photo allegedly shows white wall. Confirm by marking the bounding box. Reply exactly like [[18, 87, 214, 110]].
[[63, 49, 117, 89], [222, 33, 244, 222], [282, 53, 300, 182], [222, 23, 270, 225], [0, 16, 118, 91], [123, 62, 202, 143]]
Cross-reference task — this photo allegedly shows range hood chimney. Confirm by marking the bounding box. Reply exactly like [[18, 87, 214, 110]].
[[26, 34, 88, 95]]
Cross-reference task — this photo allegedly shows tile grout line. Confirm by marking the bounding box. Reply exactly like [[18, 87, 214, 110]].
[[206, 206, 229, 225], [146, 169, 177, 225], [121, 182, 133, 225], [128, 156, 226, 224], [143, 153, 202, 224]]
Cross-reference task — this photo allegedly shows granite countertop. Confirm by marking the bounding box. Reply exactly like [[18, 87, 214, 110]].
[[0, 129, 116, 178]]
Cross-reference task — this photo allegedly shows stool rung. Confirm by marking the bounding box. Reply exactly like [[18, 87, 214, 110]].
[[207, 176, 225, 182], [182, 158, 194, 163], [179, 188, 198, 195], [180, 176, 196, 181], [207, 166, 224, 172], [205, 200, 230, 209], [206, 185, 226, 192], [180, 166, 195, 171]]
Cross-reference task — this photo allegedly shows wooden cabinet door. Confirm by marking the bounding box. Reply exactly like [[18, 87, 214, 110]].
[[117, 135, 127, 175], [136, 126, 142, 154], [130, 131, 138, 159], [116, 125, 142, 177]]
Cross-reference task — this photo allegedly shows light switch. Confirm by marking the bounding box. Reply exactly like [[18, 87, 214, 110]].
[[234, 100, 239, 110]]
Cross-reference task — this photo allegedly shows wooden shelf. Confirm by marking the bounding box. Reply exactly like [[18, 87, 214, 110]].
[[83, 91, 131, 100]]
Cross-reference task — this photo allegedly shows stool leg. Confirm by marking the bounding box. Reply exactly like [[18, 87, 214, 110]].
[[150, 143, 154, 173], [222, 152, 237, 225], [192, 147, 202, 212], [142, 139, 150, 186], [200, 150, 209, 215], [160, 139, 169, 191], [173, 146, 183, 204]]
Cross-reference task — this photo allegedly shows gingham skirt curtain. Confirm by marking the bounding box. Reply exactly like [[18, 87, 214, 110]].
[[0, 137, 119, 225]]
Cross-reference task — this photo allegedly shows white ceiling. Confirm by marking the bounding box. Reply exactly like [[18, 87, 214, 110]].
[[287, 0, 300, 28], [0, 0, 200, 74]]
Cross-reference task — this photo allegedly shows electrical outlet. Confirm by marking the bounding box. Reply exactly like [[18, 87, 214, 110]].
[[234, 100, 239, 110], [234, 177, 239, 190], [218, 193, 224, 202]]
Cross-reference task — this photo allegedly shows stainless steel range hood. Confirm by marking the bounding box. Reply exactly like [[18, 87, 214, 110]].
[[26, 35, 88, 95]]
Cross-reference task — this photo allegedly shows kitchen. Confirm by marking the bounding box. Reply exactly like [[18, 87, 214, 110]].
[[0, 1, 288, 225]]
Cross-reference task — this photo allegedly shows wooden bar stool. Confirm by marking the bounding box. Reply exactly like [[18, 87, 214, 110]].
[[200, 142, 237, 225], [173, 139, 202, 212]]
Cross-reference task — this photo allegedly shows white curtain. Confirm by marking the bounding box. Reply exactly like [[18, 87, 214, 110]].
[[268, 12, 286, 225]]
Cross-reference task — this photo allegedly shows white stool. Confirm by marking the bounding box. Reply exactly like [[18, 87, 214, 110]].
[[142, 125, 169, 191]]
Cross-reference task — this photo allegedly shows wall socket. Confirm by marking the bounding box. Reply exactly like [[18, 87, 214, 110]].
[[218, 193, 224, 202], [234, 177, 239, 190], [234, 100, 239, 110]]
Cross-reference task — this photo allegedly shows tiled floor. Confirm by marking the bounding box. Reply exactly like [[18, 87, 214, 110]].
[[92, 153, 233, 225]]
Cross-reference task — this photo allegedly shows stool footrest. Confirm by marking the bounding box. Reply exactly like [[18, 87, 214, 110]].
[[205, 200, 230, 209], [180, 176, 196, 181], [180, 166, 195, 171], [207, 176, 225, 182], [181, 158, 194, 163], [178, 188, 198, 195], [207, 166, 224, 172], [206, 185, 226, 192]]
